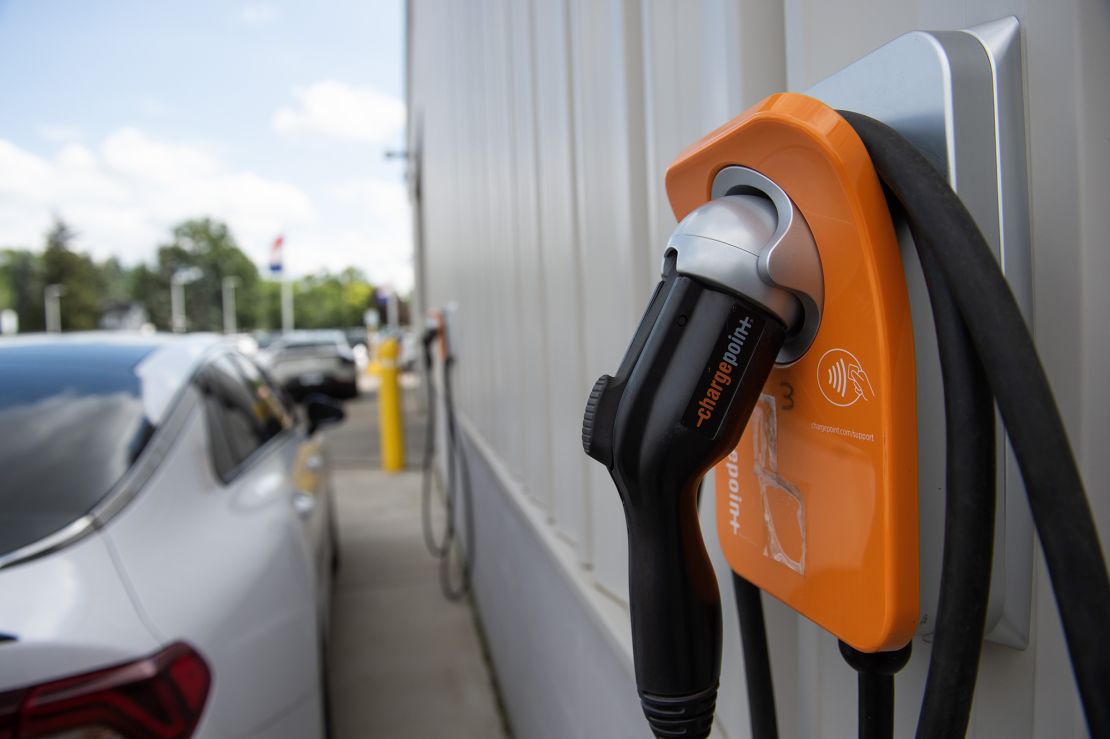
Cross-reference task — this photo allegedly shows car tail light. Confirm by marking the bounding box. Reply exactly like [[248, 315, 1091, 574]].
[[0, 642, 211, 739]]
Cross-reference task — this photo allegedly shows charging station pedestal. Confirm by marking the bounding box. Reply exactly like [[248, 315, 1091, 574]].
[[686, 18, 1033, 649], [807, 17, 1033, 649]]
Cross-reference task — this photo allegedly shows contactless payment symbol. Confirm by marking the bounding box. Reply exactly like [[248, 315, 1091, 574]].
[[818, 348, 874, 407]]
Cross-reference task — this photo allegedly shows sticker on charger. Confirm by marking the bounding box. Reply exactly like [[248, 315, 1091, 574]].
[[682, 303, 767, 438]]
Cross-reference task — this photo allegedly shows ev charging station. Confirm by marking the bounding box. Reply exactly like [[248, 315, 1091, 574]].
[[695, 17, 1035, 652], [799, 18, 1035, 650], [409, 2, 1109, 735], [582, 16, 1108, 739]]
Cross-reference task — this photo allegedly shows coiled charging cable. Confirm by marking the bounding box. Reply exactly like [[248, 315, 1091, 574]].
[[730, 176, 994, 739], [419, 323, 476, 602], [420, 327, 448, 558], [729, 111, 1107, 739], [843, 110, 1110, 739]]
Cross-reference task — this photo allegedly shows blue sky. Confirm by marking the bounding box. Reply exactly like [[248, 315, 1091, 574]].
[[0, 0, 412, 291]]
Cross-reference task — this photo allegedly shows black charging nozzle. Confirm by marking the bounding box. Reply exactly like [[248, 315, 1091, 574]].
[[582, 180, 822, 738]]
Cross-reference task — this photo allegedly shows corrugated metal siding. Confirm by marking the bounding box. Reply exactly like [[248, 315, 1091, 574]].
[[409, 0, 1109, 736]]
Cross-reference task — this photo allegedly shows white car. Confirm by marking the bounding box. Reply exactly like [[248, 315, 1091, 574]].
[[258, 331, 359, 401], [0, 333, 342, 738]]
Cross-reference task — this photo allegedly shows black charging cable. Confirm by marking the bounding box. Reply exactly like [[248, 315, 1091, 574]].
[[438, 349, 476, 601], [732, 573, 779, 739], [417, 321, 476, 602], [899, 209, 996, 739], [840, 110, 1110, 739], [839, 640, 914, 739], [725, 120, 997, 739], [698, 474, 779, 739], [420, 327, 448, 558]]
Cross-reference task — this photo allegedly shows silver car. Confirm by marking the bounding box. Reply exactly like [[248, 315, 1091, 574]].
[[0, 333, 341, 738], [259, 331, 359, 401]]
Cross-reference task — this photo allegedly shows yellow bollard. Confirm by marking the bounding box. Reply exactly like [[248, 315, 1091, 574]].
[[376, 337, 406, 472]]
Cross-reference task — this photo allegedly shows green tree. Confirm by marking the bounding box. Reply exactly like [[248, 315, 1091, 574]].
[[135, 218, 262, 332], [0, 248, 45, 331], [98, 257, 132, 304], [40, 219, 105, 331], [129, 263, 167, 328], [259, 279, 282, 331], [261, 268, 377, 330]]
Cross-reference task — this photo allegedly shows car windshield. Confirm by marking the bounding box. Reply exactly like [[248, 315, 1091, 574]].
[[0, 342, 159, 557], [282, 340, 340, 351]]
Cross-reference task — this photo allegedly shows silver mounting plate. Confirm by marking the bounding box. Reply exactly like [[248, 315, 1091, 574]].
[[805, 17, 1033, 648]]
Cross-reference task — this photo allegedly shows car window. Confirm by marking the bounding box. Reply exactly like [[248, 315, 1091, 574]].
[[201, 355, 286, 481], [0, 343, 158, 557], [231, 354, 295, 430]]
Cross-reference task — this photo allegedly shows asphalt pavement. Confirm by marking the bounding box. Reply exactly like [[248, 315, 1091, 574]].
[[325, 376, 509, 739]]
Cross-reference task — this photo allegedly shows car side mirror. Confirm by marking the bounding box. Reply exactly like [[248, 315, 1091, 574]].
[[305, 393, 345, 434]]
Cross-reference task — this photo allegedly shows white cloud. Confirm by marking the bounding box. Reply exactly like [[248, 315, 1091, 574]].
[[56, 144, 97, 170], [283, 227, 413, 293], [282, 178, 413, 291], [240, 3, 280, 25], [0, 140, 53, 201], [0, 130, 315, 266], [0, 132, 413, 290], [273, 80, 405, 142], [102, 128, 221, 184]]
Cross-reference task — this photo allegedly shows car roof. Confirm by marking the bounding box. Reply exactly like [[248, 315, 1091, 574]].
[[273, 330, 346, 344], [0, 332, 226, 422]]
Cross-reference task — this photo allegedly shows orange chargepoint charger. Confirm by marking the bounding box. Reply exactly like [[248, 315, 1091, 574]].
[[666, 92, 919, 652]]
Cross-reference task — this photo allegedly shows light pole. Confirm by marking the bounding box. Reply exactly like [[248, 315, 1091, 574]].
[[281, 279, 294, 334], [44, 284, 66, 333], [170, 267, 203, 333], [222, 276, 240, 334]]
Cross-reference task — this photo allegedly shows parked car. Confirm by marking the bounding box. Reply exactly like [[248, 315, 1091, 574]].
[[259, 331, 359, 401], [0, 333, 343, 739]]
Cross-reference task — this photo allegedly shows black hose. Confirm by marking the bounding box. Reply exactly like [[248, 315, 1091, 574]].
[[732, 573, 779, 739], [439, 353, 475, 602], [417, 327, 475, 602], [912, 229, 996, 738], [840, 110, 1110, 738], [839, 641, 913, 739], [857, 670, 894, 739], [866, 186, 998, 737], [725, 113, 996, 739], [420, 342, 448, 558]]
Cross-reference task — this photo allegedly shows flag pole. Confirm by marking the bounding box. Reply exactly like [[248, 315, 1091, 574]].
[[270, 234, 293, 333]]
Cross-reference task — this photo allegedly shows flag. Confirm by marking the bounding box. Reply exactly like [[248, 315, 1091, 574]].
[[269, 235, 284, 275]]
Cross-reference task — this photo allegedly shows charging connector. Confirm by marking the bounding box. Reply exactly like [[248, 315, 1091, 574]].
[[583, 190, 820, 738]]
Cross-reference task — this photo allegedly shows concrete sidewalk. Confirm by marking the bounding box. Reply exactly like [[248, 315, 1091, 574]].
[[326, 387, 508, 738]]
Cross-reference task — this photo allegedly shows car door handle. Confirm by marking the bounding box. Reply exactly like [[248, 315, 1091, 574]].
[[292, 490, 317, 518]]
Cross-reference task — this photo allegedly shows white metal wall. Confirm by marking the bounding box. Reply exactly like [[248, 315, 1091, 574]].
[[409, 0, 1110, 736]]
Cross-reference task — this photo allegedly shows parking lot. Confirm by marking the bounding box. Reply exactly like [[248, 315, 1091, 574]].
[[326, 382, 508, 738]]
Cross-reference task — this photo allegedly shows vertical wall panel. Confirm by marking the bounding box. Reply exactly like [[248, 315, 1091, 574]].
[[488, 0, 527, 490], [453, 0, 480, 422], [640, 0, 699, 265], [531, 0, 592, 549], [566, 0, 652, 601], [506, 0, 554, 511], [641, 0, 787, 294]]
